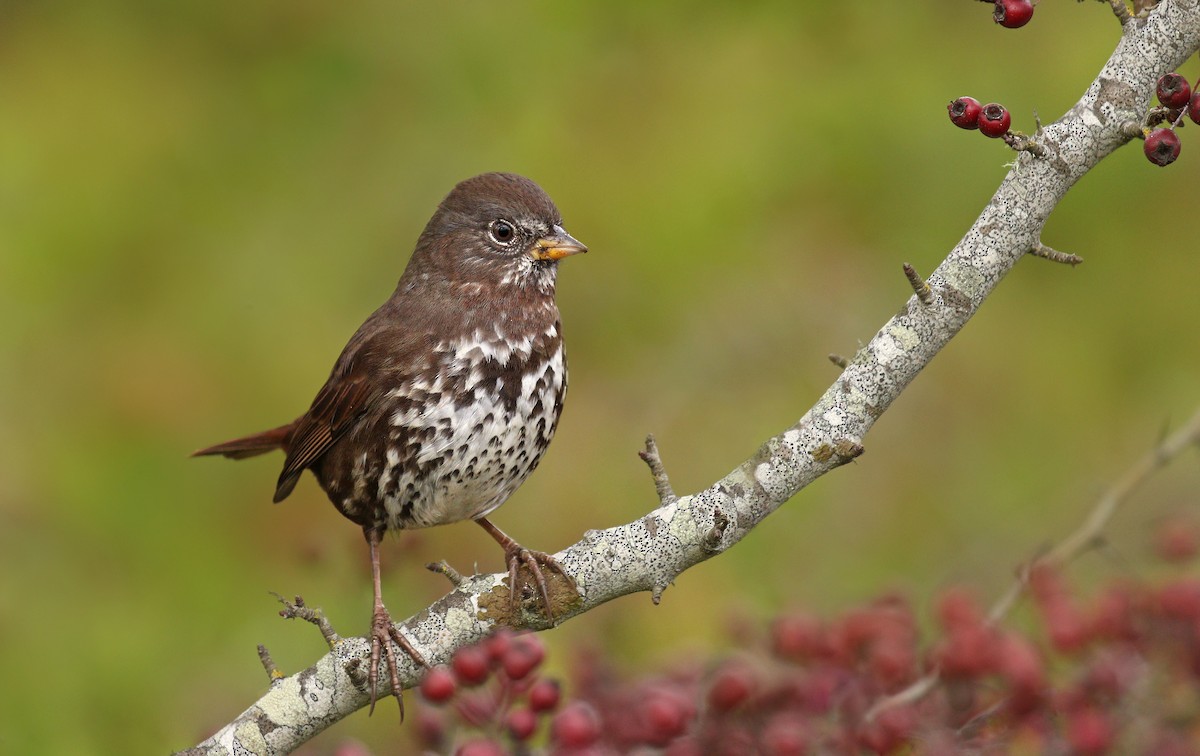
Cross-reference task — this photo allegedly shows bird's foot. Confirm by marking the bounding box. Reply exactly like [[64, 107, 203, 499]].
[[503, 543, 574, 621], [475, 517, 576, 621], [367, 603, 427, 718]]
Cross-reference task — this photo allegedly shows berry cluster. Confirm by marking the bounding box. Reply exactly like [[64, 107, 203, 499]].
[[1143, 71, 1200, 167], [948, 97, 1012, 138], [398, 516, 1200, 754], [415, 629, 564, 754]]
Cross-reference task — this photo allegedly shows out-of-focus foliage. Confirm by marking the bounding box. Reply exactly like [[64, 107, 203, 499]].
[[1, 2, 1196, 752]]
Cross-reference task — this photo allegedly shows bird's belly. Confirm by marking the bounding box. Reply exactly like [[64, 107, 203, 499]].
[[372, 350, 565, 531]]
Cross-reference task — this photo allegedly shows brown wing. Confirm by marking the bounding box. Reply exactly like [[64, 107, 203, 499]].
[[271, 320, 407, 503], [272, 364, 379, 502]]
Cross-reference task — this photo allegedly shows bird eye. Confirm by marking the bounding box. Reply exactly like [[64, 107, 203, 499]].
[[489, 219, 516, 245]]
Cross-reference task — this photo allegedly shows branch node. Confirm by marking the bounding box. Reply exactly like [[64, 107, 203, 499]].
[[1120, 120, 1145, 140], [703, 508, 731, 554], [833, 438, 865, 462], [273, 592, 342, 650], [1002, 131, 1047, 157], [257, 644, 285, 684], [426, 560, 469, 588], [902, 263, 933, 305], [638, 434, 678, 505], [343, 658, 368, 689], [1028, 241, 1084, 267], [828, 353, 849, 369]]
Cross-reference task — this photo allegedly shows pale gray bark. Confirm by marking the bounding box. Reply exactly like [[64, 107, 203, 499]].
[[185, 3, 1200, 753]]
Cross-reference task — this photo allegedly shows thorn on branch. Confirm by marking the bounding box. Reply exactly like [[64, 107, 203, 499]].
[[902, 263, 933, 305], [426, 560, 469, 588], [273, 593, 342, 650], [1002, 131, 1047, 157], [1028, 241, 1084, 266], [650, 583, 667, 605], [828, 353, 849, 369], [639, 434, 678, 505], [257, 643, 284, 684], [703, 508, 731, 554]]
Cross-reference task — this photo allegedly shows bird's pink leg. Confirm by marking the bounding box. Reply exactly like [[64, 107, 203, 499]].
[[364, 526, 427, 717]]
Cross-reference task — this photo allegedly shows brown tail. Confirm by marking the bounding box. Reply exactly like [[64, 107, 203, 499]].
[[191, 422, 294, 459]]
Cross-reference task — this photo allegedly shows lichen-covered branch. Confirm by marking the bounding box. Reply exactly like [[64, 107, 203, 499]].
[[183, 3, 1200, 753]]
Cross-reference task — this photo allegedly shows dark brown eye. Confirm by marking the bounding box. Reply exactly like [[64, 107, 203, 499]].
[[489, 219, 516, 245]]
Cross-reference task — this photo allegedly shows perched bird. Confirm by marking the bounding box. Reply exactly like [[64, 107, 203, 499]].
[[194, 172, 585, 713]]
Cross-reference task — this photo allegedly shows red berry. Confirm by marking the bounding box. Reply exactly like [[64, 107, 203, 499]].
[[454, 738, 505, 756], [770, 613, 823, 661], [484, 627, 515, 664], [761, 715, 809, 756], [1156, 72, 1192, 109], [528, 678, 562, 712], [1188, 91, 1200, 125], [1157, 579, 1200, 619], [932, 623, 997, 678], [644, 691, 691, 745], [1144, 128, 1181, 166], [419, 666, 457, 703], [978, 103, 1011, 138], [451, 644, 491, 687], [1066, 706, 1115, 756], [1045, 604, 1090, 653], [993, 0, 1034, 28], [501, 635, 545, 680], [1155, 517, 1198, 562], [948, 97, 983, 130], [505, 707, 539, 741], [550, 702, 602, 748], [416, 709, 447, 748], [937, 587, 985, 629], [708, 663, 756, 712], [664, 738, 704, 756]]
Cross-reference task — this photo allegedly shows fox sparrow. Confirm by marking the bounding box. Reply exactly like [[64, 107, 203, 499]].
[[193, 172, 586, 714]]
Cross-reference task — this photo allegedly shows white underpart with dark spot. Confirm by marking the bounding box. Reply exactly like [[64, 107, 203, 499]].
[[377, 322, 565, 529]]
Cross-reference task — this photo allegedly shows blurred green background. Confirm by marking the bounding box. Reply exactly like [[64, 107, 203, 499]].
[[2, 2, 1197, 752]]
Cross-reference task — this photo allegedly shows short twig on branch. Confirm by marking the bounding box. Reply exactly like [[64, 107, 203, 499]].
[[1002, 131, 1047, 157], [639, 434, 678, 505], [902, 263, 933, 305], [257, 644, 283, 684], [273, 593, 341, 650], [1028, 242, 1084, 266], [426, 560, 469, 589], [828, 353, 849, 369]]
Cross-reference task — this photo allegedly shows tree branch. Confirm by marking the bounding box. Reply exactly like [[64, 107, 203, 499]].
[[184, 3, 1200, 753]]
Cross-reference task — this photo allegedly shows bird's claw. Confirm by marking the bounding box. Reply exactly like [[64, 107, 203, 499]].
[[367, 604, 427, 718], [506, 546, 572, 621]]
